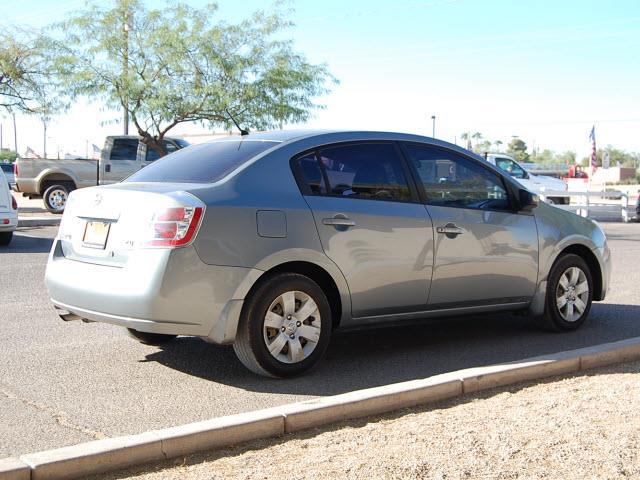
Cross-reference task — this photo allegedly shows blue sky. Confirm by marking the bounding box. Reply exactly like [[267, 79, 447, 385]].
[[2, 0, 639, 157]]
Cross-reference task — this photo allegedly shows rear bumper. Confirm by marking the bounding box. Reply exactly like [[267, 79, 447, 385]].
[[45, 239, 263, 343], [0, 214, 18, 231]]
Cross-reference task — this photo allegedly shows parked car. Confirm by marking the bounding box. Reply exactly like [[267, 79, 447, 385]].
[[45, 131, 611, 377], [485, 154, 569, 204], [15, 136, 189, 213], [0, 163, 15, 189], [636, 195, 640, 222], [0, 167, 18, 246]]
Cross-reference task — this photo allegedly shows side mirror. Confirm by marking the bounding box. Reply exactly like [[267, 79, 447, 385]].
[[518, 188, 539, 212]]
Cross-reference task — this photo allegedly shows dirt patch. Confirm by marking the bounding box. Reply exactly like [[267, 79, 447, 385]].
[[97, 360, 640, 480]]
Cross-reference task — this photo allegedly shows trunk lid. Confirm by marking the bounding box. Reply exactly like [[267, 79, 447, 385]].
[[58, 183, 204, 267]]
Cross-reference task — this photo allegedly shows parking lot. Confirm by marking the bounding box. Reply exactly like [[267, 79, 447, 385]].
[[1, 222, 639, 458]]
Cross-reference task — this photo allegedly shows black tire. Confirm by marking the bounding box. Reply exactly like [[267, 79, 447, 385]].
[[0, 232, 13, 246], [536, 253, 593, 332], [127, 328, 177, 345], [233, 273, 332, 378], [43, 184, 69, 214]]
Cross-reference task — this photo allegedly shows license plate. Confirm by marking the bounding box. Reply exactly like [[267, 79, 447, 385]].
[[83, 221, 111, 249]]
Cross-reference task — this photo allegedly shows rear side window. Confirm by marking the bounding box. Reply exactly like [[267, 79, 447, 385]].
[[110, 139, 139, 161], [296, 143, 412, 202], [126, 140, 278, 183], [145, 141, 179, 162]]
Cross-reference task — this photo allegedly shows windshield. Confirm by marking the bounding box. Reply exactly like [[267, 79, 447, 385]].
[[126, 139, 278, 183]]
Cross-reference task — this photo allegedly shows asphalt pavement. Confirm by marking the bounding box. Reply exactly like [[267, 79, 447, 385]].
[[1, 223, 639, 458]]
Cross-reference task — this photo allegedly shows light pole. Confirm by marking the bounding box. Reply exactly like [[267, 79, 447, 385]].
[[431, 115, 436, 138]]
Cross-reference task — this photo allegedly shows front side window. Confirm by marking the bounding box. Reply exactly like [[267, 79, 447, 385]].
[[403, 144, 510, 211], [308, 143, 412, 202], [110, 139, 139, 161], [495, 157, 526, 179]]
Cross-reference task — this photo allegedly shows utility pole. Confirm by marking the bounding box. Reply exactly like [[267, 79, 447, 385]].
[[431, 115, 436, 138], [122, 0, 131, 135], [12, 113, 17, 154], [1, 123, 3, 150], [43, 119, 47, 158]]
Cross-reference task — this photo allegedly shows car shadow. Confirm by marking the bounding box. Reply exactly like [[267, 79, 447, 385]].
[[0, 229, 54, 254], [144, 302, 640, 396]]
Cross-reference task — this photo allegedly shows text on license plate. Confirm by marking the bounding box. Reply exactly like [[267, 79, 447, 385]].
[[83, 221, 111, 249]]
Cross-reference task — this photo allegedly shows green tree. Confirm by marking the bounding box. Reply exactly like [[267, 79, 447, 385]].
[[0, 150, 18, 162], [0, 28, 60, 114], [507, 138, 529, 163], [493, 140, 503, 152], [581, 146, 640, 169], [52, 1, 336, 156]]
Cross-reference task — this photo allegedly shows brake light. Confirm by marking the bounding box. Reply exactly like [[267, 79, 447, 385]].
[[13, 163, 18, 177], [145, 206, 203, 247], [11, 194, 17, 210]]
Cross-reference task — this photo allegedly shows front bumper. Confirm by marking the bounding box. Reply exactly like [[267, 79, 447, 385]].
[[45, 239, 262, 343]]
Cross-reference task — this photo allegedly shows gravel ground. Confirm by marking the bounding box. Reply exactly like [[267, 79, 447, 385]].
[[98, 360, 640, 480]]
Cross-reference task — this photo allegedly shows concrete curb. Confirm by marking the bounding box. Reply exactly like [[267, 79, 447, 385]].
[[3, 337, 640, 480], [17, 217, 61, 228]]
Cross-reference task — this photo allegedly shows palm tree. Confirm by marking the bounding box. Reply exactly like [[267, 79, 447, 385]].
[[494, 140, 503, 152]]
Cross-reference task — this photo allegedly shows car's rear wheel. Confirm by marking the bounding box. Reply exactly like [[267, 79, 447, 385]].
[[0, 232, 13, 246], [126, 328, 177, 345], [43, 184, 68, 214], [233, 273, 332, 378], [538, 253, 593, 331]]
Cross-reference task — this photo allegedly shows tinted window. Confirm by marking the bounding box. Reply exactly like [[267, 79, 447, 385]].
[[110, 139, 139, 161], [145, 141, 179, 162], [296, 154, 327, 194], [315, 143, 412, 202], [0, 164, 13, 173], [126, 140, 278, 183], [404, 144, 510, 210]]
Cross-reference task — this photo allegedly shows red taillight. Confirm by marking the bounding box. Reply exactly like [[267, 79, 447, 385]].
[[145, 206, 203, 247], [11, 195, 17, 210], [13, 163, 18, 177]]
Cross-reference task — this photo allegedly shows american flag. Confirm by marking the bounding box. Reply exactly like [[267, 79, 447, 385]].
[[589, 126, 597, 174]]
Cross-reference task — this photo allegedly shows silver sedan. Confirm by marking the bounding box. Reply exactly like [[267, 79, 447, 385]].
[[45, 131, 611, 377]]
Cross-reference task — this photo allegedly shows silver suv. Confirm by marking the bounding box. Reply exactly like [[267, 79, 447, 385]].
[[45, 131, 611, 377]]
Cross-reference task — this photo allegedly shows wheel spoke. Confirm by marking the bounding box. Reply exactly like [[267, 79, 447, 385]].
[[566, 302, 575, 318], [574, 298, 586, 314], [575, 281, 589, 295], [288, 338, 304, 363], [295, 298, 318, 322], [264, 311, 284, 329], [267, 333, 287, 355], [558, 274, 569, 291], [557, 296, 568, 310], [281, 291, 296, 316], [569, 267, 580, 285], [297, 324, 321, 343]]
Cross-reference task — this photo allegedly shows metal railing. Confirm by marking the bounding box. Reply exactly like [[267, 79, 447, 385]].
[[540, 190, 633, 223]]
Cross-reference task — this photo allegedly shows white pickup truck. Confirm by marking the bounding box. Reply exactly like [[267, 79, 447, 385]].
[[485, 153, 569, 204], [15, 135, 189, 213]]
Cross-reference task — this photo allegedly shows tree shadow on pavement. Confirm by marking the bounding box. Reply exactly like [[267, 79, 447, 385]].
[[144, 302, 640, 396]]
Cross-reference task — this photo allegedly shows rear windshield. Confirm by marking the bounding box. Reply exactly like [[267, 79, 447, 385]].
[[0, 164, 13, 173], [125, 140, 278, 183]]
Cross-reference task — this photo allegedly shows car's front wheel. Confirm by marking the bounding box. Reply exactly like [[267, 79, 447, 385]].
[[233, 273, 332, 378], [538, 253, 593, 331]]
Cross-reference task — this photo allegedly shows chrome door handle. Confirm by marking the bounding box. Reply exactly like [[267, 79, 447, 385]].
[[436, 223, 464, 235], [322, 216, 356, 228]]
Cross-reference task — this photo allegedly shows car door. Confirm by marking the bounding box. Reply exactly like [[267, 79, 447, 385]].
[[101, 138, 140, 184], [402, 143, 538, 308], [294, 142, 434, 318]]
